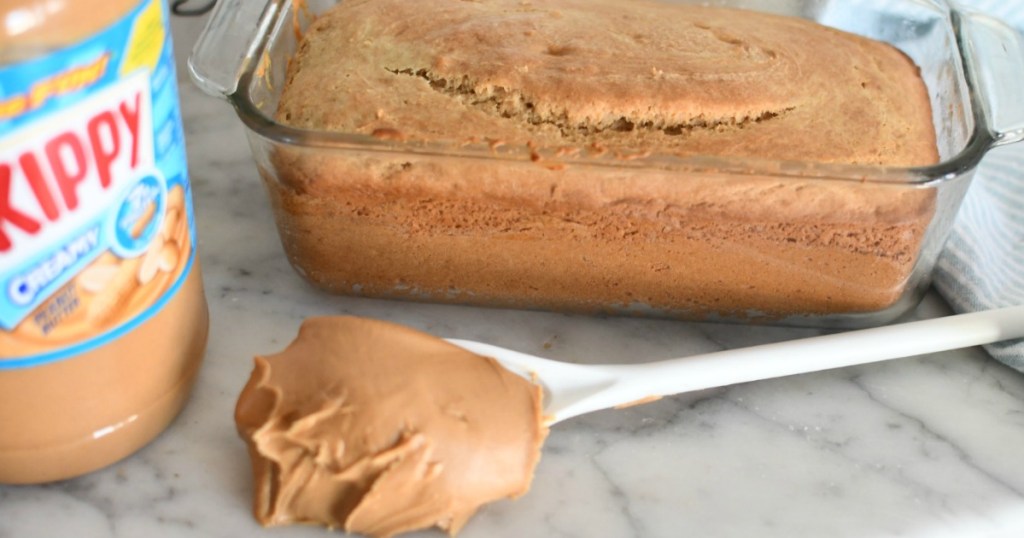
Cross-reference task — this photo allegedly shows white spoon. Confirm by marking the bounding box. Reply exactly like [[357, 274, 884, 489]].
[[447, 305, 1024, 425]]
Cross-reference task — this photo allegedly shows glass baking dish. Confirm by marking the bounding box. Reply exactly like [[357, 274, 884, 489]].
[[189, 0, 1024, 327]]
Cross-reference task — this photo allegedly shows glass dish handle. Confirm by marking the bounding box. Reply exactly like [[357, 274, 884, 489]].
[[959, 10, 1024, 148], [187, 0, 287, 98]]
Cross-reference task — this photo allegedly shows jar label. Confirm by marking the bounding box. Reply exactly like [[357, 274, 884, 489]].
[[0, 0, 196, 367]]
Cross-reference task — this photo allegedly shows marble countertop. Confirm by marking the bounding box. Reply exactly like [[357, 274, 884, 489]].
[[3, 10, 1024, 538]]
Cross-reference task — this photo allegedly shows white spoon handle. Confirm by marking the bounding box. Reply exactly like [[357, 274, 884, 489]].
[[557, 305, 1024, 422]]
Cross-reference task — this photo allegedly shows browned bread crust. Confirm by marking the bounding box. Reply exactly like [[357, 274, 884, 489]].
[[278, 0, 937, 166]]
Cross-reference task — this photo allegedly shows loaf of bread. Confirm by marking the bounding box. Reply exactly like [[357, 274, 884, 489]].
[[265, 0, 940, 320]]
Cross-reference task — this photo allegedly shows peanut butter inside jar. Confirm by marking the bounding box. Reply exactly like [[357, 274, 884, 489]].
[[0, 0, 209, 484]]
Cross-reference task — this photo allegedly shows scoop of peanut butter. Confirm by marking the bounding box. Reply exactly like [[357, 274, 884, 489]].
[[235, 316, 548, 537]]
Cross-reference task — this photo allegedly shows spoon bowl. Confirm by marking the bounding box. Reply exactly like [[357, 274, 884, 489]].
[[448, 305, 1024, 425]]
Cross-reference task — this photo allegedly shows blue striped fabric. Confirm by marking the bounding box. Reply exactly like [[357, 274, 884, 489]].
[[934, 1, 1024, 370], [956, 0, 1024, 22]]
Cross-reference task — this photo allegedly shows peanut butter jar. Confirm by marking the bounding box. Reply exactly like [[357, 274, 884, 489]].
[[0, 0, 209, 483]]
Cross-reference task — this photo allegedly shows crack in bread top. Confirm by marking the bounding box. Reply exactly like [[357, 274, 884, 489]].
[[383, 67, 797, 139]]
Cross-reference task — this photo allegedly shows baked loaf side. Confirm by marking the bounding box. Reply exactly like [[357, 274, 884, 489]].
[[262, 152, 934, 317], [278, 0, 938, 166]]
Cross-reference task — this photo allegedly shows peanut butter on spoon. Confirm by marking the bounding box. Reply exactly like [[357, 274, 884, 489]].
[[235, 316, 548, 537], [236, 307, 1024, 536]]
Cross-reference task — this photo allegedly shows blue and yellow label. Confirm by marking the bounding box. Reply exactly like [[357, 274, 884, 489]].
[[0, 0, 197, 368]]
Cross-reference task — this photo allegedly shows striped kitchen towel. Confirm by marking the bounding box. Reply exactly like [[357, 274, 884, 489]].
[[935, 1, 1024, 371], [935, 148, 1024, 371]]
